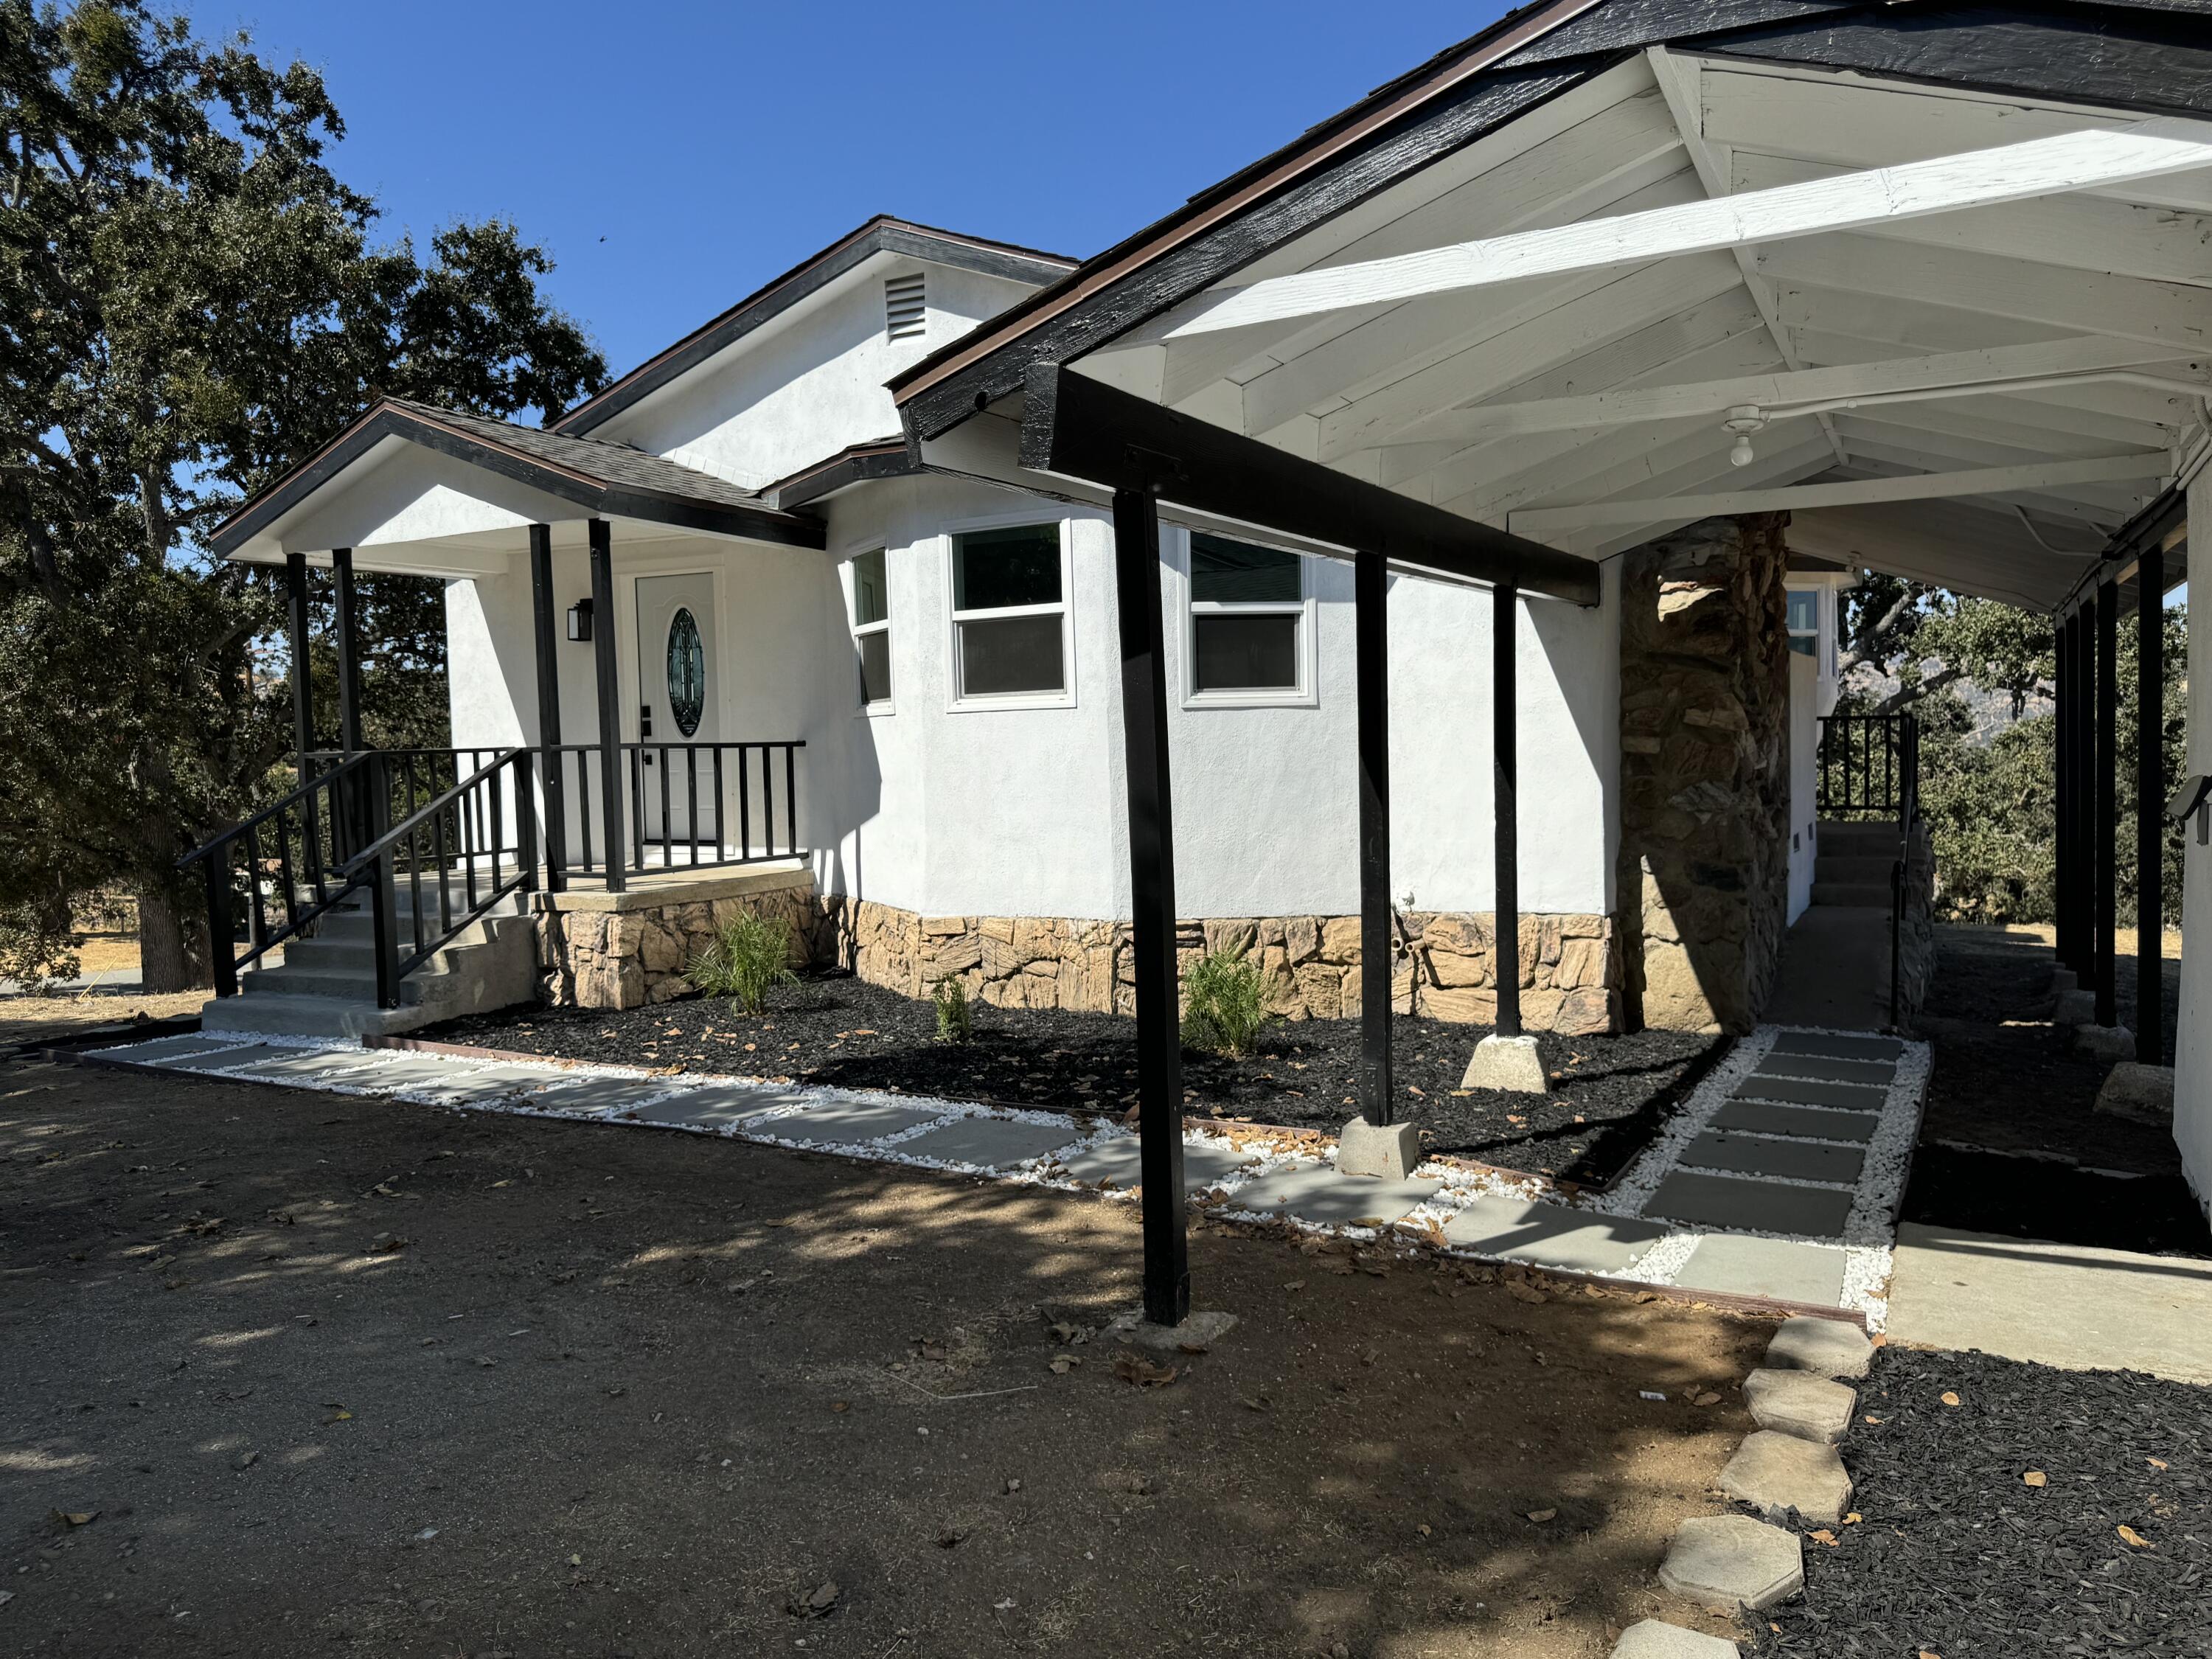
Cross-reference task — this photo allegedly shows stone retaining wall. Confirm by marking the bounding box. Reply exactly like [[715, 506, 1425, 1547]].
[[538, 877, 826, 1010]]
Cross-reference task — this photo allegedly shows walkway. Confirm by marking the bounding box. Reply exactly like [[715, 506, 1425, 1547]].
[[85, 1019, 1931, 1326]]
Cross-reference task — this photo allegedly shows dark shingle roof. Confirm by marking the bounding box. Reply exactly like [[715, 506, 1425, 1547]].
[[386, 398, 773, 512]]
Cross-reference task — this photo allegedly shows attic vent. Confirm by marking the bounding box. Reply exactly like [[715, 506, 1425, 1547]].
[[884, 273, 927, 340]]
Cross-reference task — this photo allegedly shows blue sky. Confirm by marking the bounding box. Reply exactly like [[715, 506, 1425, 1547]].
[[215, 1, 1514, 388]]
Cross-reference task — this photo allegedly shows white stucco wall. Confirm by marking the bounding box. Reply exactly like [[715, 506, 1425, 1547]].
[[2174, 467, 2209, 1211], [585, 258, 1043, 493]]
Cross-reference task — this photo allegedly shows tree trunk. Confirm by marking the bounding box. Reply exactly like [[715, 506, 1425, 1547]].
[[137, 882, 210, 994]]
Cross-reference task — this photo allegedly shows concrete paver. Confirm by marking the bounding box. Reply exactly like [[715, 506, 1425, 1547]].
[[153, 1043, 282, 1073], [1658, 1514, 1804, 1612], [755, 1100, 947, 1146], [95, 1033, 252, 1062], [1676, 1234, 1849, 1306], [623, 1083, 798, 1130], [1708, 1101, 1879, 1144], [1059, 1137, 1258, 1194], [234, 1049, 399, 1085], [1764, 1315, 1873, 1380], [1886, 1222, 2212, 1386], [1684, 1130, 1865, 1185], [1732, 1074, 1890, 1110], [1229, 1166, 1441, 1227], [896, 1116, 1087, 1169], [525, 1077, 686, 1116], [1753, 1053, 1894, 1088], [1767, 1031, 1902, 1062], [1742, 1367, 1855, 1443], [1646, 1172, 1854, 1239], [400, 1066, 564, 1105], [1613, 1621, 1740, 1658], [1439, 1195, 1669, 1275]]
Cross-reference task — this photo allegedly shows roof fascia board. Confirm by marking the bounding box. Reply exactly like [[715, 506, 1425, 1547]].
[[765, 440, 923, 510], [558, 220, 1075, 438]]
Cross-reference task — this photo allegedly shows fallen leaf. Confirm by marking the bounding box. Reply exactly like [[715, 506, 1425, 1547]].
[[2023, 1470, 2048, 1488], [1692, 1391, 1722, 1408], [1808, 1528, 1839, 1547], [1112, 1352, 1178, 1388], [2149, 1457, 2170, 1470], [1048, 1356, 1079, 1375], [830, 1401, 849, 1413], [1282, 1280, 1306, 1293], [1863, 1414, 1884, 1425], [366, 1232, 406, 1254], [1506, 1282, 1546, 1305], [1844, 1512, 1863, 1525], [51, 1510, 96, 1528], [1940, 1391, 1961, 1407], [2118, 1525, 2153, 1549], [1417, 1523, 1432, 1537], [1525, 1509, 1557, 1524]]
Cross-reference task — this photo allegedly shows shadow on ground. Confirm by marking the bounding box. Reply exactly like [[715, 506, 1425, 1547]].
[[0, 1057, 1771, 1658]]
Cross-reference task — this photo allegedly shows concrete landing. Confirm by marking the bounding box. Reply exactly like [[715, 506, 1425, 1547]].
[[1761, 905, 1892, 1032], [1885, 1222, 2212, 1385]]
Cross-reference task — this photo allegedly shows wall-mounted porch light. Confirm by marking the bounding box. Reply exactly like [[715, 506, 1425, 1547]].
[[566, 597, 594, 642]]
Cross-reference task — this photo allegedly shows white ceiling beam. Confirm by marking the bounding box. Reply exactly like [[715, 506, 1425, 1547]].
[[1764, 236, 2212, 353], [1555, 437, 1843, 556], [1416, 334, 2197, 442], [1825, 397, 2176, 464], [1822, 452, 2138, 527], [1786, 501, 2089, 613], [1439, 419, 1781, 524], [1508, 453, 2170, 535], [1166, 116, 2212, 339], [1644, 46, 1846, 466]]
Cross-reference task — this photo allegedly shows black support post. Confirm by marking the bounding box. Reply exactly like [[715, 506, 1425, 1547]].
[[1110, 484, 1189, 1331], [1494, 578, 1523, 1040], [2054, 613, 2073, 969], [1354, 550, 1394, 1124], [2137, 551, 2166, 1065], [529, 524, 568, 893], [2096, 577, 2119, 1029], [332, 546, 364, 754], [284, 552, 316, 768], [588, 518, 627, 891]]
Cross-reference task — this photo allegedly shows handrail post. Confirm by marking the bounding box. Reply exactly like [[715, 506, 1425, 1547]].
[[515, 749, 540, 894], [202, 849, 238, 999], [366, 754, 400, 1010]]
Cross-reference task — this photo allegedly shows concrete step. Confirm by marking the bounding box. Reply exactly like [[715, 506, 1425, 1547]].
[[199, 992, 457, 1038], [1815, 820, 1902, 853], [240, 966, 380, 999], [1814, 854, 1896, 886], [1811, 881, 1895, 908]]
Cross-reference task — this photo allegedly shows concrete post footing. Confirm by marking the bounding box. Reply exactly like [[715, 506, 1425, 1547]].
[[1337, 1116, 1421, 1180]]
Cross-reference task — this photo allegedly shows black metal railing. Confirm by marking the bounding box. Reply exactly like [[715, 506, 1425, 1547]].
[[549, 740, 804, 887], [337, 748, 539, 1007], [1817, 712, 1920, 821], [180, 751, 381, 997]]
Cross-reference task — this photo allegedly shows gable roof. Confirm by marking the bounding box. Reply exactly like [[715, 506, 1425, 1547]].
[[554, 216, 1077, 437], [209, 397, 825, 558]]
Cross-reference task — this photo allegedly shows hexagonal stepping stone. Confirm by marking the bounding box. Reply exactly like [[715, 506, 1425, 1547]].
[[897, 1116, 1085, 1170], [1439, 1194, 1669, 1275], [1764, 1315, 1874, 1380], [1768, 1031, 1902, 1062], [1708, 1101, 1880, 1144], [1742, 1367, 1855, 1444], [1613, 1621, 1741, 1659], [1229, 1165, 1440, 1227], [1732, 1074, 1888, 1110], [1720, 1430, 1853, 1523], [752, 1099, 947, 1147], [1684, 1131, 1865, 1185], [1658, 1514, 1804, 1613], [1677, 1235, 1848, 1307], [624, 1083, 801, 1130], [1644, 1172, 1854, 1239], [1753, 1053, 1894, 1088], [1058, 1136, 1258, 1194]]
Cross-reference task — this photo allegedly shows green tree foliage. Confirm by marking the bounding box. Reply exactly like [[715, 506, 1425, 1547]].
[[0, 1, 607, 989], [1835, 581, 2186, 928]]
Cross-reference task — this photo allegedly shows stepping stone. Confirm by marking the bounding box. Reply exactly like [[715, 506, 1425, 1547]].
[[1230, 1165, 1441, 1227], [1719, 1430, 1854, 1523], [1753, 1053, 1893, 1088], [623, 1084, 800, 1130], [232, 1048, 386, 1085], [95, 1033, 253, 1063], [525, 1077, 684, 1116], [1684, 1131, 1865, 1185], [402, 1066, 563, 1105], [1439, 1194, 1669, 1275], [1768, 1031, 1902, 1062], [1742, 1367, 1855, 1444], [897, 1116, 1085, 1170], [1676, 1235, 1848, 1307], [327, 1054, 481, 1092], [1657, 1514, 1803, 1613], [1764, 1315, 1874, 1380], [1059, 1136, 1258, 1194], [1613, 1620, 1741, 1658], [1645, 1172, 1854, 1239], [1733, 1074, 1888, 1110], [155, 1043, 285, 1073], [1709, 1101, 1879, 1145], [752, 1100, 946, 1147]]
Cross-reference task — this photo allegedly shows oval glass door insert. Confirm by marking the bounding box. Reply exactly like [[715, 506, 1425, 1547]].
[[666, 608, 705, 737]]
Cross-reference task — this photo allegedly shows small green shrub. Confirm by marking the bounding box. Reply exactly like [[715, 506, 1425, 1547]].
[[0, 905, 79, 995], [686, 911, 798, 1014], [932, 976, 973, 1043], [1180, 944, 1276, 1057]]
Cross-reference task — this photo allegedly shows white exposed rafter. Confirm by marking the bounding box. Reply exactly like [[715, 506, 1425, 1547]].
[[1422, 335, 2208, 442], [1506, 453, 2170, 535], [1166, 114, 2212, 338]]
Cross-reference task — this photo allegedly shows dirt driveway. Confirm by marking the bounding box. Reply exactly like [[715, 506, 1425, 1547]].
[[2, 1057, 1766, 1658]]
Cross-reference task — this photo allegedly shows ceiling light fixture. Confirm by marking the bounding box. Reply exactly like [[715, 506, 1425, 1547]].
[[1723, 404, 1768, 467]]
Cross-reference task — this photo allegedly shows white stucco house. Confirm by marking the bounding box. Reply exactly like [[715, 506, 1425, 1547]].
[[193, 0, 2206, 1243]]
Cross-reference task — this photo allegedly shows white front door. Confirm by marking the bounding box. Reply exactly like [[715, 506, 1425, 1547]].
[[633, 573, 718, 850]]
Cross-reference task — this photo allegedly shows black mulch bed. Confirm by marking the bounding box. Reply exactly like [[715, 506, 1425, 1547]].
[[421, 975, 1720, 1186], [1904, 1144, 2212, 1259], [1747, 1346, 2212, 1659]]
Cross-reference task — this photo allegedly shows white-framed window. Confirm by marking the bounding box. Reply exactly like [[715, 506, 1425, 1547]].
[[1183, 529, 1315, 706], [945, 520, 1074, 709], [849, 547, 892, 712], [1787, 589, 1820, 658]]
